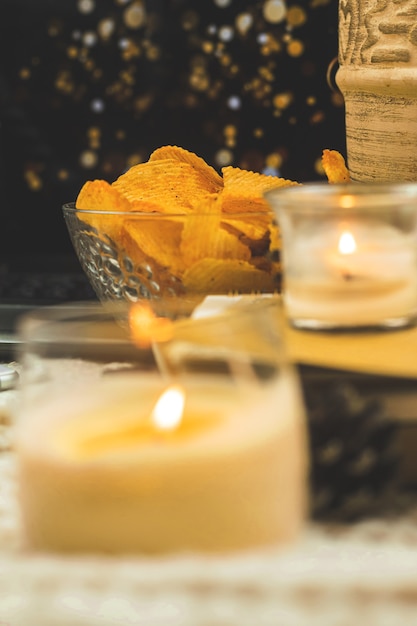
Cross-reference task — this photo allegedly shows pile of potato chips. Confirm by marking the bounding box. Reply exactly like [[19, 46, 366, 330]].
[[75, 146, 349, 296]]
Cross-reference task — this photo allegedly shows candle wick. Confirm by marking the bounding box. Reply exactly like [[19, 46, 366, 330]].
[[152, 342, 173, 379], [342, 270, 354, 281]]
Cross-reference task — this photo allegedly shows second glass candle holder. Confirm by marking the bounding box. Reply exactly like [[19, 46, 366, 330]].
[[266, 182, 417, 331]]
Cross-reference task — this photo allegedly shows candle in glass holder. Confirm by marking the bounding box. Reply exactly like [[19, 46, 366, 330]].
[[265, 183, 417, 330], [16, 370, 308, 554]]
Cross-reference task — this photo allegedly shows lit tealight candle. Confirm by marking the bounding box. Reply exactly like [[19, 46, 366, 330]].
[[16, 371, 308, 554], [283, 219, 417, 329], [266, 182, 417, 330]]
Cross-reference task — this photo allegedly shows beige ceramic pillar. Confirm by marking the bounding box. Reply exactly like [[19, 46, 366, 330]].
[[336, 0, 417, 181]]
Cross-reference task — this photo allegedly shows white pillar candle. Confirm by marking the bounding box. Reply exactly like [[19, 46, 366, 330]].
[[16, 371, 308, 554]]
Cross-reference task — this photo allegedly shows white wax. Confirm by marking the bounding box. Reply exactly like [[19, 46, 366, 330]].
[[284, 220, 417, 327], [16, 372, 308, 554], [286, 275, 417, 326]]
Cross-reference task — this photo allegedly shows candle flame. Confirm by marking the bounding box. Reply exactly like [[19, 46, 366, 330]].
[[129, 303, 174, 348], [151, 384, 185, 432], [338, 231, 356, 255]]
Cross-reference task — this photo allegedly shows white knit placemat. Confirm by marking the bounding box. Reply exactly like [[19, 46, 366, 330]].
[[2, 482, 417, 626]]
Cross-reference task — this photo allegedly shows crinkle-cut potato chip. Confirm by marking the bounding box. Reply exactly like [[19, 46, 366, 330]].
[[76, 179, 131, 212], [219, 166, 298, 240], [221, 166, 298, 210], [221, 220, 270, 256], [182, 258, 278, 295], [121, 215, 186, 277], [149, 145, 223, 194], [75, 179, 132, 239], [117, 227, 186, 297], [113, 159, 214, 214], [180, 214, 252, 265], [322, 149, 350, 184], [179, 194, 251, 265], [219, 211, 271, 241]]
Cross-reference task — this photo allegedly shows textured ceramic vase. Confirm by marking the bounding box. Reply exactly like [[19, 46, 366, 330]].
[[336, 0, 417, 182]]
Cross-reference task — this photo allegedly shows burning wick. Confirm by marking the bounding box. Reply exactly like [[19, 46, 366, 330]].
[[151, 384, 185, 433], [338, 230, 356, 281]]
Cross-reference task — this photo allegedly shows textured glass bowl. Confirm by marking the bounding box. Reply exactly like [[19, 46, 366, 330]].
[[63, 203, 281, 304]]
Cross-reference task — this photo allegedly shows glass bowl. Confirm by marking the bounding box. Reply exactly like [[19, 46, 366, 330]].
[[62, 203, 281, 304]]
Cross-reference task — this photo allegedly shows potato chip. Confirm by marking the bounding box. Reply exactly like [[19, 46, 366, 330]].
[[221, 166, 298, 211], [218, 220, 270, 260], [121, 215, 186, 277], [219, 211, 270, 242], [149, 145, 223, 194], [115, 231, 186, 299], [113, 159, 214, 214], [76, 179, 131, 212], [322, 149, 350, 183], [182, 258, 278, 294], [180, 215, 252, 265], [176, 193, 250, 264], [219, 166, 298, 240], [75, 179, 132, 239]]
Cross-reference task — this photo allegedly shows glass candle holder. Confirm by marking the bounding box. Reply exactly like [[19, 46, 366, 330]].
[[14, 298, 308, 555], [265, 182, 417, 331]]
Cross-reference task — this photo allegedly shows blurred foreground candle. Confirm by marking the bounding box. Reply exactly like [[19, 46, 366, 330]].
[[15, 301, 308, 554], [16, 372, 307, 554], [265, 182, 417, 330]]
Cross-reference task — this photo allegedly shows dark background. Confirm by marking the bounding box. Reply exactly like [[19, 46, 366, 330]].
[[0, 0, 345, 270]]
